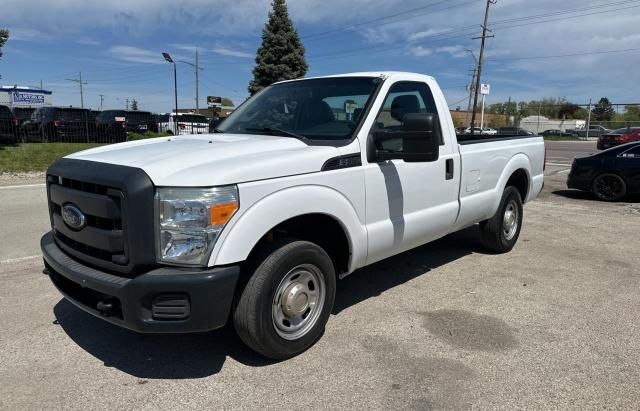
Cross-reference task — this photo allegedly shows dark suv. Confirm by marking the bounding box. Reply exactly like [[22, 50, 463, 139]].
[[124, 110, 157, 133], [21, 107, 93, 142], [11, 107, 36, 127], [0, 105, 18, 143], [95, 110, 127, 142]]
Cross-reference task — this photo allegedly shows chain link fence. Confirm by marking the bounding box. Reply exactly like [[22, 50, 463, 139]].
[[0, 106, 214, 144]]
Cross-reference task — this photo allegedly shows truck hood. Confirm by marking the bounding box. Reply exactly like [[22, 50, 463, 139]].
[[67, 133, 342, 186]]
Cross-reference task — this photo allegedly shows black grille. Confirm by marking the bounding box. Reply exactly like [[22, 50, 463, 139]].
[[48, 174, 128, 270], [46, 158, 157, 276], [54, 230, 116, 262]]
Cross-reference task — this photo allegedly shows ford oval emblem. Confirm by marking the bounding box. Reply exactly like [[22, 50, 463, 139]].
[[61, 203, 87, 230]]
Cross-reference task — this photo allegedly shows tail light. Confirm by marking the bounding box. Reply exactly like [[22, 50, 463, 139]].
[[53, 120, 61, 127]]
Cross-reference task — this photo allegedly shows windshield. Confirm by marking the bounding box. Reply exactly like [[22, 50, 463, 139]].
[[13, 108, 34, 120], [126, 111, 152, 122], [217, 77, 381, 141], [55, 108, 89, 121]]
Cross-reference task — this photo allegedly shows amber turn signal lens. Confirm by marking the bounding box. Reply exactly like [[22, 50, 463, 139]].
[[210, 202, 238, 226]]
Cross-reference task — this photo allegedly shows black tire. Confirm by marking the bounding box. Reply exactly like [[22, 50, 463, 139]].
[[592, 173, 626, 202], [233, 239, 336, 360], [480, 186, 523, 253]]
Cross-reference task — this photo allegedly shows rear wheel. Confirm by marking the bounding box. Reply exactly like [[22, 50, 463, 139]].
[[480, 186, 523, 253], [233, 239, 336, 360], [592, 173, 626, 201]]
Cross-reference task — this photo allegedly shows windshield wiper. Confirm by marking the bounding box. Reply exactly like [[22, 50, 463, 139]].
[[244, 127, 307, 140]]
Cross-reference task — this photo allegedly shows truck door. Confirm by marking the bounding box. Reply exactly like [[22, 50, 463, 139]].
[[364, 80, 460, 264]]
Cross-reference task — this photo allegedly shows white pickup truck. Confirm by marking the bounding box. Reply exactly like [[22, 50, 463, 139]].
[[41, 72, 544, 359]]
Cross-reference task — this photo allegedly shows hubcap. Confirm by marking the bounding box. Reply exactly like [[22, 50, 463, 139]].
[[503, 200, 518, 241], [272, 264, 325, 340]]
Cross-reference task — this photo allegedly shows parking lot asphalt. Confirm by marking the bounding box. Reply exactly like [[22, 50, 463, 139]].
[[1, 140, 639, 409]]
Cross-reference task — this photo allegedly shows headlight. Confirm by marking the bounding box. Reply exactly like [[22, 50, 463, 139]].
[[156, 186, 238, 266]]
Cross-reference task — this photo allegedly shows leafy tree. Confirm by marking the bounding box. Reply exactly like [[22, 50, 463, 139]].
[[557, 103, 580, 119], [623, 105, 640, 121], [0, 29, 9, 60], [248, 0, 308, 95], [130, 99, 138, 111], [221, 97, 234, 107], [591, 97, 615, 121]]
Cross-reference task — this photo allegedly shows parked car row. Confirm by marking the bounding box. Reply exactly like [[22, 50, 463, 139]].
[[0, 104, 219, 143], [597, 127, 640, 150]]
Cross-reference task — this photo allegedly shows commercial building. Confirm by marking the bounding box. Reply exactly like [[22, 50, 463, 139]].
[[0, 86, 53, 107]]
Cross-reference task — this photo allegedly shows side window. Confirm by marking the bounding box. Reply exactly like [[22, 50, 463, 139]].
[[371, 81, 442, 145], [621, 146, 640, 158]]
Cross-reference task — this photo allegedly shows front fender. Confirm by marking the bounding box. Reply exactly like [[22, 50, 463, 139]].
[[209, 185, 367, 272]]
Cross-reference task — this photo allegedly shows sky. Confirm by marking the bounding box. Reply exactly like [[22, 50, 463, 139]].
[[1, 0, 639, 113]]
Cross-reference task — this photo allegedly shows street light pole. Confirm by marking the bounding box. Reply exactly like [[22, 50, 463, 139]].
[[162, 52, 179, 135]]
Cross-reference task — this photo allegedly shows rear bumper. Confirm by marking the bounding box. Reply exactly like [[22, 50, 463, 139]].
[[41, 231, 240, 333]]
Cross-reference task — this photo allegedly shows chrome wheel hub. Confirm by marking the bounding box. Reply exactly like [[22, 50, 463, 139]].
[[503, 200, 518, 241], [272, 264, 326, 340]]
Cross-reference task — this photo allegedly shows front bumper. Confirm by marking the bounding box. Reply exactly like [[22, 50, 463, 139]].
[[41, 231, 239, 333]]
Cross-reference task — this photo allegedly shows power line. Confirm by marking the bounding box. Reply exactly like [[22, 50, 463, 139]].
[[486, 47, 640, 62]]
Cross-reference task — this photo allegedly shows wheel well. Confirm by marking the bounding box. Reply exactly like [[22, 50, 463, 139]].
[[246, 214, 351, 277], [506, 169, 529, 201]]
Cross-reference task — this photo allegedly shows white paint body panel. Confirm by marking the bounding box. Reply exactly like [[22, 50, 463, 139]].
[[64, 72, 545, 274]]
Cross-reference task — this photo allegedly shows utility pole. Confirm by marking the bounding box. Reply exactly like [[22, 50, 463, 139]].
[[66, 72, 87, 108], [177, 49, 203, 114], [470, 0, 497, 134], [585, 98, 592, 141], [40, 80, 43, 90], [195, 48, 200, 114], [98, 94, 104, 111], [506, 96, 511, 125], [125, 98, 129, 110]]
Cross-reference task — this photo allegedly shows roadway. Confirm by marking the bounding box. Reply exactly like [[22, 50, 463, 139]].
[[1, 140, 639, 409]]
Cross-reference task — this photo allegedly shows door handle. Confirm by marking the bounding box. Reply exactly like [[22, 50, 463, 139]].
[[446, 159, 454, 180]]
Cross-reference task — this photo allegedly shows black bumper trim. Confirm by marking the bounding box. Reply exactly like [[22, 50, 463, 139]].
[[42, 231, 240, 333]]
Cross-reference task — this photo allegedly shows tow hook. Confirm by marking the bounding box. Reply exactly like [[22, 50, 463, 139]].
[[96, 299, 117, 316]]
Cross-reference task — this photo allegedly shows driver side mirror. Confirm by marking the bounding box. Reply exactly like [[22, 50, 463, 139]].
[[369, 113, 441, 163]]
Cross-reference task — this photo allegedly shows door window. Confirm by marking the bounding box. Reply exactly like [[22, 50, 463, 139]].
[[371, 81, 442, 151]]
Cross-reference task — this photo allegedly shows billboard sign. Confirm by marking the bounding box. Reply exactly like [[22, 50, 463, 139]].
[[12, 90, 45, 105], [207, 96, 222, 107], [480, 84, 490, 95]]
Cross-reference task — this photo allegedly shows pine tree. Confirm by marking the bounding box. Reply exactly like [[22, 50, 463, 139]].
[[248, 0, 308, 95], [591, 97, 615, 121], [0, 29, 9, 60], [130, 99, 138, 111]]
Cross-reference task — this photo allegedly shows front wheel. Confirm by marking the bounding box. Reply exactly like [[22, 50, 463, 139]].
[[480, 186, 523, 253], [233, 239, 336, 360], [592, 173, 626, 202]]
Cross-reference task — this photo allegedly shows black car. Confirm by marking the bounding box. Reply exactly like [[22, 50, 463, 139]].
[[497, 127, 533, 136], [21, 106, 92, 142], [0, 105, 18, 143], [95, 110, 127, 142], [541, 129, 575, 137], [567, 142, 640, 201]]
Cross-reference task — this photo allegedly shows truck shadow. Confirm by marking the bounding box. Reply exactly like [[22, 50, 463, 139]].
[[53, 226, 481, 380], [333, 226, 480, 313]]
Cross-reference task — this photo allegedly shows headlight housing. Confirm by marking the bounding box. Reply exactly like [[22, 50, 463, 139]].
[[155, 186, 238, 266]]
